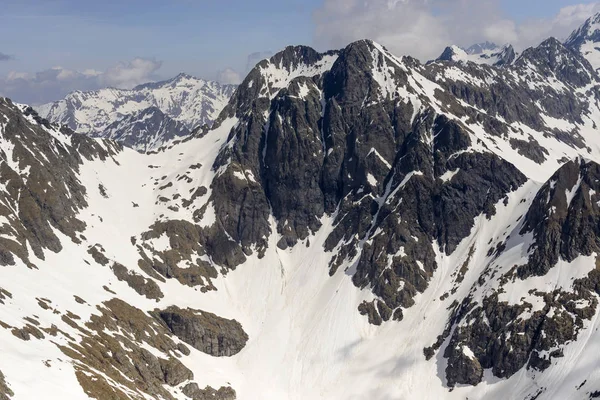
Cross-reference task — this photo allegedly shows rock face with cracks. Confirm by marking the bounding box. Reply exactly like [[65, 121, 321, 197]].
[[155, 306, 248, 357]]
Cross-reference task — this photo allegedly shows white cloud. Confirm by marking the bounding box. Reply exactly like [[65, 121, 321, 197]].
[[0, 58, 162, 105], [246, 51, 273, 72], [514, 3, 600, 47], [312, 0, 600, 60], [6, 71, 28, 81], [100, 58, 162, 89], [217, 68, 242, 85]]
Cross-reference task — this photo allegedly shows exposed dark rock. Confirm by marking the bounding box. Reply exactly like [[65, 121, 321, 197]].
[[111, 262, 163, 301], [445, 346, 483, 387], [205, 41, 526, 322], [137, 220, 242, 290], [11, 323, 45, 341], [155, 306, 248, 357], [519, 159, 600, 278], [358, 301, 383, 326], [55, 298, 228, 400], [99, 107, 190, 152], [438, 159, 600, 385], [0, 288, 12, 305], [509, 138, 548, 164], [182, 383, 236, 400], [0, 99, 119, 267], [87, 244, 110, 266], [0, 370, 13, 400], [442, 288, 594, 386]]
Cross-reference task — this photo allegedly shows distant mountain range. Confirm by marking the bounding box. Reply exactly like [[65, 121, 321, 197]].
[[435, 41, 517, 66], [36, 73, 236, 151]]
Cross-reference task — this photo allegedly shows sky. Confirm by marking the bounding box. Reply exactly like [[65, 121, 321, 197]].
[[0, 0, 599, 104]]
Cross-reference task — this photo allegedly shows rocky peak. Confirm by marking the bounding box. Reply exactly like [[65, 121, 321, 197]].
[[37, 73, 236, 152], [515, 37, 596, 87], [436, 45, 462, 62], [465, 41, 499, 54], [324, 39, 402, 103], [266, 45, 327, 73], [565, 13, 600, 72], [494, 44, 517, 66], [10, 21, 600, 398], [565, 13, 600, 48], [215, 44, 338, 124], [133, 72, 199, 90], [435, 43, 516, 66]]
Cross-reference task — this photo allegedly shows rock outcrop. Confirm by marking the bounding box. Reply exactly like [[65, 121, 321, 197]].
[[155, 306, 248, 357], [0, 371, 13, 400]]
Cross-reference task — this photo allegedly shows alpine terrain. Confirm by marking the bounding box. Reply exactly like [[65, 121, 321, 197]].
[[4, 11, 600, 400], [36, 74, 236, 152], [435, 41, 517, 66]]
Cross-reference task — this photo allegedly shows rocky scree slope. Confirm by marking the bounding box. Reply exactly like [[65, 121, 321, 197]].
[[4, 16, 600, 400], [36, 74, 236, 152]]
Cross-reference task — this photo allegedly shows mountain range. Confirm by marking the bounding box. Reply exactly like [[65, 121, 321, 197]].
[[435, 42, 517, 66], [4, 11, 600, 400], [36, 74, 236, 152]]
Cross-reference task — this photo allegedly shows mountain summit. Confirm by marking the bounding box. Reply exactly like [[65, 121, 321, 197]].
[[36, 74, 236, 151], [565, 12, 600, 71], [435, 42, 517, 66]]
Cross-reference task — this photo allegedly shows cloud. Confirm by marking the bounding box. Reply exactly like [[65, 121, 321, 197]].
[[0, 52, 13, 62], [246, 51, 273, 72], [216, 68, 242, 85], [312, 0, 600, 61], [100, 58, 162, 89], [214, 51, 275, 86], [0, 58, 162, 105], [512, 3, 600, 47]]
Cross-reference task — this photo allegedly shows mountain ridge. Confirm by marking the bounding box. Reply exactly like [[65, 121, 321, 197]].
[[36, 73, 236, 152], [435, 42, 517, 66]]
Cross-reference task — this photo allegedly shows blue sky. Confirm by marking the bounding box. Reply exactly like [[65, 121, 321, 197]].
[[0, 0, 316, 78], [0, 0, 599, 104]]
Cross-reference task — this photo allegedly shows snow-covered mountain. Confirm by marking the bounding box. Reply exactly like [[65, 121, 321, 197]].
[[565, 13, 600, 72], [97, 107, 190, 152], [5, 14, 600, 400], [436, 42, 517, 66], [36, 73, 236, 151]]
